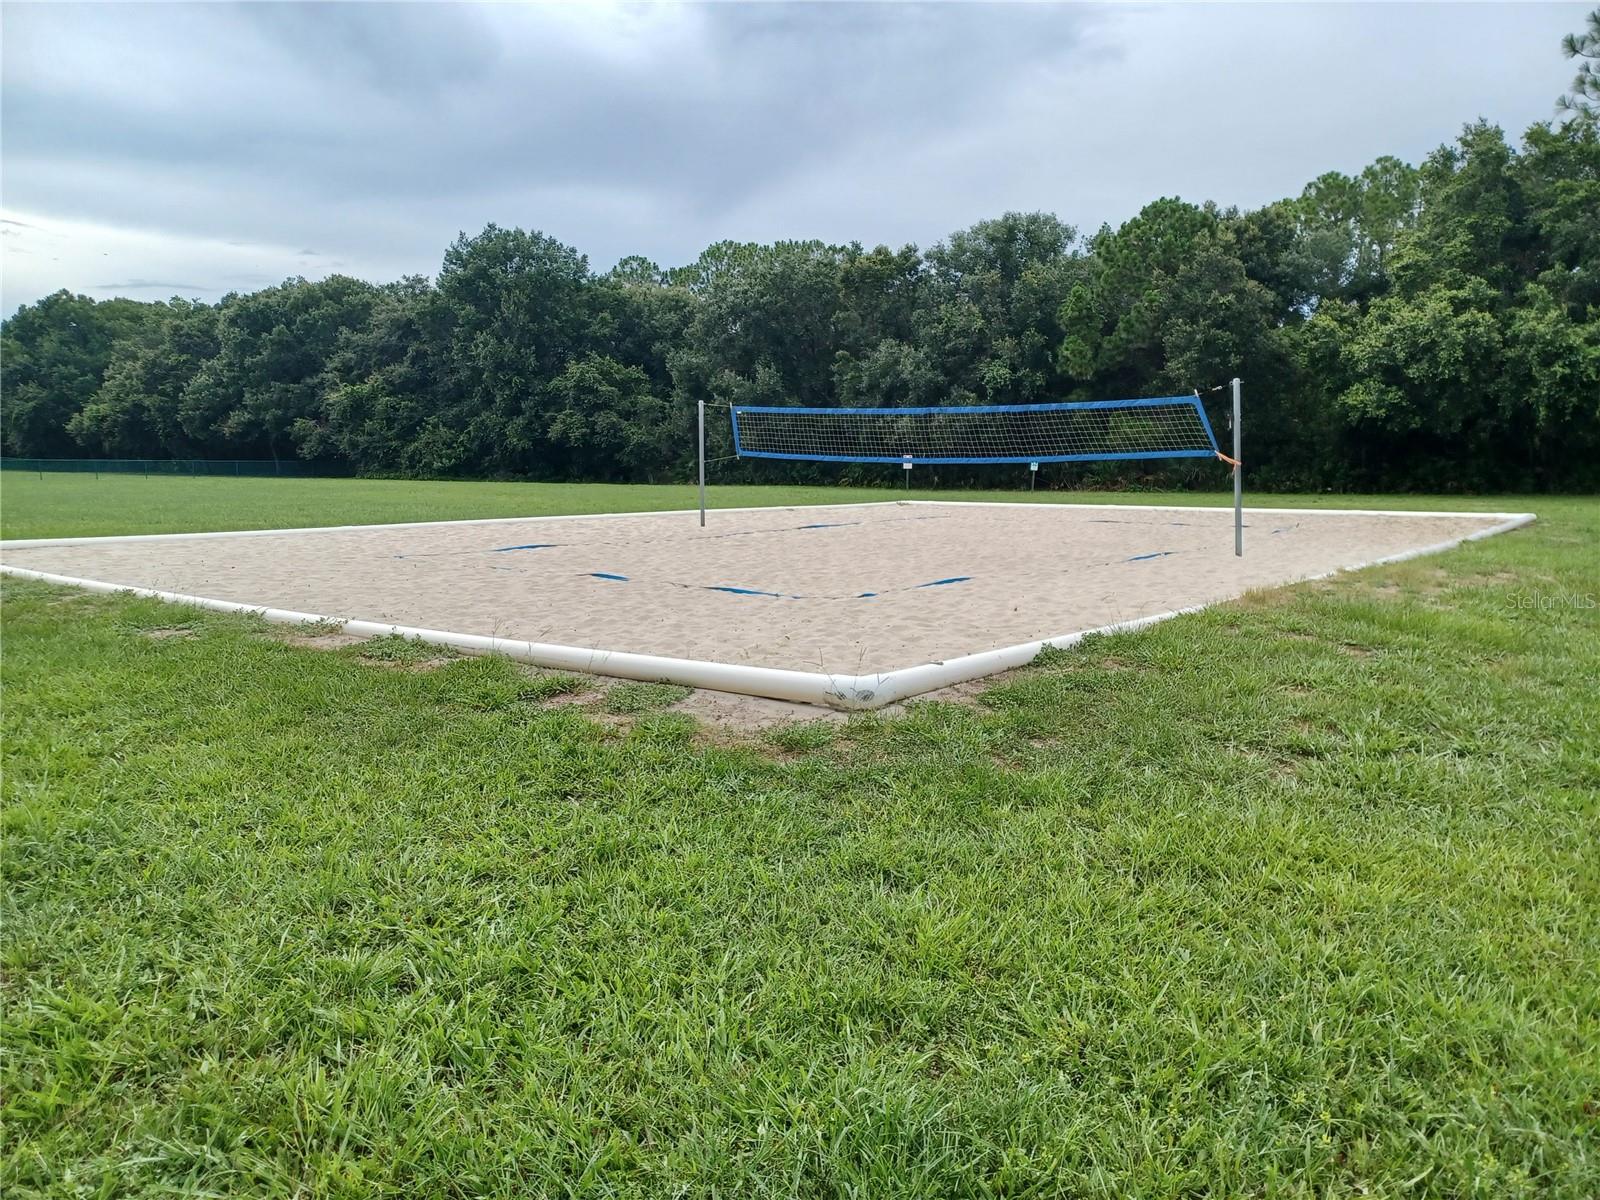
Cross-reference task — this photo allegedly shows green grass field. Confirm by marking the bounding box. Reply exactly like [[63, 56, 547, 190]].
[[0, 469, 1564, 540], [3, 475, 1597, 1198]]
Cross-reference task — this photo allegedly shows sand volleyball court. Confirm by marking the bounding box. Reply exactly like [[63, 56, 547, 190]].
[[0, 501, 1534, 709]]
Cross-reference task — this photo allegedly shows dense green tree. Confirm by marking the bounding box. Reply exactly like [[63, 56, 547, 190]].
[[1503, 283, 1600, 485], [296, 278, 467, 474], [1517, 116, 1600, 315], [1389, 123, 1532, 297], [543, 354, 676, 480], [1295, 157, 1421, 303], [595, 275, 696, 401], [1059, 199, 1273, 393], [676, 240, 848, 412], [1, 291, 168, 456], [69, 300, 220, 457], [606, 255, 668, 287], [1559, 7, 1600, 121], [177, 276, 379, 461], [1305, 115, 1600, 489], [666, 241, 761, 294], [1228, 201, 1321, 316], [836, 243, 925, 347], [429, 225, 606, 474], [1336, 279, 1504, 433], [827, 243, 938, 410], [1056, 200, 1338, 487], [920, 212, 1080, 404]]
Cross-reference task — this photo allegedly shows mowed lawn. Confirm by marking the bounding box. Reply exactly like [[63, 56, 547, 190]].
[[0, 469, 1569, 540], [2, 476, 1597, 1198]]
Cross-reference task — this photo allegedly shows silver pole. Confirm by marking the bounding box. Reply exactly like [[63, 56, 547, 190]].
[[697, 399, 707, 527], [1231, 377, 1242, 557]]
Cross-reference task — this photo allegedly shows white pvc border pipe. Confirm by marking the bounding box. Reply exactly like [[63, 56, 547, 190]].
[[0, 502, 1537, 711]]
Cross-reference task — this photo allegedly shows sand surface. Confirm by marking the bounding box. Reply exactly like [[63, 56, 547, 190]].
[[2, 502, 1514, 674]]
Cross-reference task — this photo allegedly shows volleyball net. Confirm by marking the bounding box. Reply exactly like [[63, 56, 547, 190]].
[[704, 387, 1244, 554], [729, 395, 1236, 466]]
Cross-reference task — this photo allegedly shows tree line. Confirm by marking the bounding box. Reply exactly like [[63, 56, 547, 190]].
[[4, 25, 1598, 493]]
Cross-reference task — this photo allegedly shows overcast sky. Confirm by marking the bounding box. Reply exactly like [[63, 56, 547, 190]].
[[0, 2, 1586, 313]]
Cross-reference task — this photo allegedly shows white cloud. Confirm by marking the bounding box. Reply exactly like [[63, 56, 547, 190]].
[[0, 208, 343, 304]]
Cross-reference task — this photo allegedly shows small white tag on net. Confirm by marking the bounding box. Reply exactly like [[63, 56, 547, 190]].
[[1030, 461, 1039, 471], [902, 457, 913, 470]]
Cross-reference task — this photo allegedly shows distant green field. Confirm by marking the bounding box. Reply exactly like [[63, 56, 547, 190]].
[[3, 476, 1597, 1197], [0, 468, 1560, 540]]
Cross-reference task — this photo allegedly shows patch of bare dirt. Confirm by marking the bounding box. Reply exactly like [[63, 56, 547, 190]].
[[139, 627, 196, 640], [529, 690, 592, 709], [1274, 631, 1375, 658], [274, 629, 368, 650], [669, 689, 849, 733], [47, 592, 118, 609], [1271, 757, 1302, 782]]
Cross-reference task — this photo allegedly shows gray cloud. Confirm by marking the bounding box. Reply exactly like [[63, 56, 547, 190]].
[[3, 3, 1092, 219], [0, 2, 1589, 311], [95, 279, 218, 293]]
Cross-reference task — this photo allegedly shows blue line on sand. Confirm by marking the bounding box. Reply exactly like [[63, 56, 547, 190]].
[[916, 576, 972, 588], [705, 585, 785, 598], [797, 521, 862, 530], [588, 572, 629, 581], [494, 543, 558, 552], [1126, 551, 1177, 562]]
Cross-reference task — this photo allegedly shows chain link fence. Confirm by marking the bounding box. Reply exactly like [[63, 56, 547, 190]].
[[1, 458, 352, 478]]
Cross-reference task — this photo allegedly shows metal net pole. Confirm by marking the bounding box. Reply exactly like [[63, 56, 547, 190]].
[[697, 399, 707, 527], [1232, 377, 1242, 557]]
